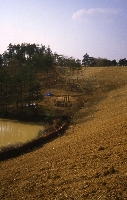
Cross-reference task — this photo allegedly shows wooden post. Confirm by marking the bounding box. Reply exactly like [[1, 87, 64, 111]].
[[77, 76, 78, 82], [68, 94, 69, 102]]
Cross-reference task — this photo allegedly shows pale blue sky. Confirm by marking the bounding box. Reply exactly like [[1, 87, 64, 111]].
[[0, 0, 127, 61]]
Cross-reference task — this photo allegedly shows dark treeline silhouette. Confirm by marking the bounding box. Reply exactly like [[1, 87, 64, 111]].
[[0, 43, 54, 119], [0, 43, 82, 68], [82, 53, 127, 67]]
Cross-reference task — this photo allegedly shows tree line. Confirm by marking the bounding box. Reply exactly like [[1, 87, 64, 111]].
[[0, 44, 126, 69], [0, 43, 81, 69], [0, 43, 54, 117], [82, 53, 127, 67]]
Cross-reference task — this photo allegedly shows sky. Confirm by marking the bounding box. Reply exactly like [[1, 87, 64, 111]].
[[0, 0, 127, 61]]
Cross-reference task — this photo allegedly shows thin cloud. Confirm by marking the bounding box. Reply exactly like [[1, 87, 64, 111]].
[[72, 8, 121, 20]]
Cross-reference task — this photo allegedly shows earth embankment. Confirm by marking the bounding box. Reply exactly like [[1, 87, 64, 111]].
[[0, 67, 127, 199]]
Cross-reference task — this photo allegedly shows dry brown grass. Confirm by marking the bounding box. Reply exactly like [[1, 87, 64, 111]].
[[1, 67, 127, 199]]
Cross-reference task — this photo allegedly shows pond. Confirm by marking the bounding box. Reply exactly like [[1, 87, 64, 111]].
[[0, 118, 45, 148]]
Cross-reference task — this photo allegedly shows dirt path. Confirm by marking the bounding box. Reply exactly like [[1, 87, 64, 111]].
[[0, 67, 127, 199]]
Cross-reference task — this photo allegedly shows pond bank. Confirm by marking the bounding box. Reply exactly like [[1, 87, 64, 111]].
[[0, 116, 70, 162]]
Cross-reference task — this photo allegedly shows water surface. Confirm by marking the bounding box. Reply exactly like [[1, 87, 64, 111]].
[[0, 118, 45, 147]]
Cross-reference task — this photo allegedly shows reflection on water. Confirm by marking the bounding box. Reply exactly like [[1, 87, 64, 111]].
[[0, 118, 45, 147]]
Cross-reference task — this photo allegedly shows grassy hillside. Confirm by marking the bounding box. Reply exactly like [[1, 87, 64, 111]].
[[0, 67, 127, 199]]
